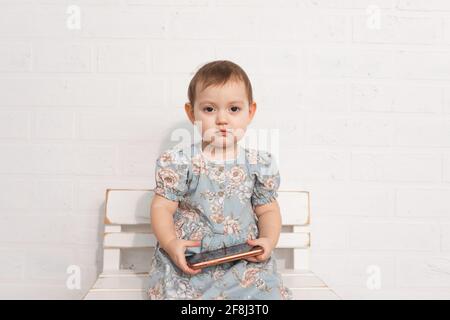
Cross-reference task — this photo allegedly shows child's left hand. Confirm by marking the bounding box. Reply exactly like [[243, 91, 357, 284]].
[[245, 238, 274, 263]]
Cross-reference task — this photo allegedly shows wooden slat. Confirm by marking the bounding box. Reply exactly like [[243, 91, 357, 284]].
[[103, 232, 309, 249], [291, 288, 341, 300], [104, 232, 156, 248], [105, 189, 152, 225], [278, 191, 309, 225], [278, 232, 310, 248], [93, 271, 326, 290], [105, 189, 309, 226], [84, 289, 147, 300], [83, 287, 340, 300]]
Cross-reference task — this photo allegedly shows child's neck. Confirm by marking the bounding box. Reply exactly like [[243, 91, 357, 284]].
[[201, 141, 239, 161]]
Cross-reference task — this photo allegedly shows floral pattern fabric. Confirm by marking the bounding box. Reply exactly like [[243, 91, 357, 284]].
[[144, 142, 293, 300]]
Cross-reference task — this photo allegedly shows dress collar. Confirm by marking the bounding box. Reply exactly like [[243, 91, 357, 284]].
[[192, 142, 245, 164]]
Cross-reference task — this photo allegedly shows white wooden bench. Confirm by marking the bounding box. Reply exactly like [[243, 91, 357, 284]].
[[82, 189, 340, 300]]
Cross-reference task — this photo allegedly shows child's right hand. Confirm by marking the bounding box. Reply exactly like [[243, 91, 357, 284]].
[[162, 239, 202, 276]]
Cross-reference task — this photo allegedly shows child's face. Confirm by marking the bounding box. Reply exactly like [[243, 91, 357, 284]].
[[185, 79, 256, 149]]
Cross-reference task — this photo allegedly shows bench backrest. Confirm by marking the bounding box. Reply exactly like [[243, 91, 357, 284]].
[[102, 189, 310, 272]]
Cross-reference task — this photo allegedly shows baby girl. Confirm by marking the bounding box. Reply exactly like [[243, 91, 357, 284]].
[[145, 60, 292, 300]]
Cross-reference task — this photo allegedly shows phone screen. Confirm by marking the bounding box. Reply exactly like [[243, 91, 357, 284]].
[[185, 242, 260, 265]]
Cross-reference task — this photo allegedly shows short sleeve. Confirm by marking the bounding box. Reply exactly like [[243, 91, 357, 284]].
[[153, 148, 190, 202], [250, 150, 281, 208]]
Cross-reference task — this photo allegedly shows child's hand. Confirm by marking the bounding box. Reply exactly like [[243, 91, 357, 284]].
[[163, 239, 202, 276], [245, 238, 274, 263]]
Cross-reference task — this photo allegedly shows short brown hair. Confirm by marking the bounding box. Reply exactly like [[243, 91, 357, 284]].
[[187, 60, 253, 107]]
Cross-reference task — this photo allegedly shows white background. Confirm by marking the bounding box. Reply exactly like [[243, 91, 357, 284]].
[[0, 0, 449, 299]]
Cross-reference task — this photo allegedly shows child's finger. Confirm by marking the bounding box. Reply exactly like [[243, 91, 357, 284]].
[[184, 240, 202, 247], [257, 254, 268, 261], [177, 255, 202, 275], [245, 256, 259, 263], [247, 239, 265, 249]]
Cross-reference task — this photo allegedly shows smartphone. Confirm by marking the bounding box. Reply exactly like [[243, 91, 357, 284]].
[[185, 242, 264, 270]]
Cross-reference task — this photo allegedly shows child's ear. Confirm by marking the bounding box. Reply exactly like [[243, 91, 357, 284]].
[[184, 102, 195, 123], [248, 101, 257, 121]]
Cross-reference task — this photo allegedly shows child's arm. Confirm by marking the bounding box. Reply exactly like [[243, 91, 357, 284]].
[[246, 199, 281, 262], [151, 194, 201, 275], [151, 194, 178, 249]]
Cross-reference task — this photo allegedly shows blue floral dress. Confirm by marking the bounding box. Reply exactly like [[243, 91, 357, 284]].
[[144, 142, 293, 300]]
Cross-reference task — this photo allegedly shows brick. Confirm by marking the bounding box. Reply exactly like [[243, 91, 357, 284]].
[[304, 0, 394, 9], [0, 179, 33, 210], [309, 253, 349, 286], [349, 221, 440, 251], [444, 88, 450, 114], [34, 111, 74, 139], [346, 254, 396, 288], [216, 0, 299, 6], [397, 188, 450, 217], [75, 180, 150, 213], [32, 180, 73, 212], [256, 9, 300, 41], [0, 283, 83, 300], [301, 82, 349, 112], [312, 185, 395, 217], [394, 118, 450, 147], [307, 48, 394, 78], [3, 215, 69, 244], [395, 51, 450, 80], [297, 15, 347, 43], [169, 8, 257, 40], [311, 218, 348, 249], [444, 19, 450, 43], [306, 114, 394, 146], [0, 43, 32, 72], [81, 6, 167, 38], [28, 144, 115, 175], [0, 248, 26, 281], [0, 6, 34, 36], [33, 42, 91, 72], [310, 253, 396, 288], [79, 110, 185, 141], [118, 144, 161, 176], [120, 76, 166, 108], [169, 76, 192, 107], [396, 255, 450, 287], [260, 46, 304, 76], [33, 5, 79, 37], [152, 43, 215, 73], [0, 78, 118, 107], [250, 76, 301, 110], [397, 0, 450, 11], [97, 42, 148, 73], [26, 247, 76, 283], [65, 214, 101, 245], [281, 148, 349, 181], [443, 154, 450, 182], [351, 152, 441, 182], [0, 111, 29, 139], [128, 0, 208, 5], [0, 145, 33, 174], [442, 224, 450, 252], [352, 15, 439, 44], [351, 84, 442, 113]]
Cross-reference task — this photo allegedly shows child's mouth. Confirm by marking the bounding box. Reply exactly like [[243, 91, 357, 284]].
[[217, 129, 231, 136]]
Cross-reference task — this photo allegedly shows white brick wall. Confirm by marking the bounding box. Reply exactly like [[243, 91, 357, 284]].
[[0, 0, 449, 299]]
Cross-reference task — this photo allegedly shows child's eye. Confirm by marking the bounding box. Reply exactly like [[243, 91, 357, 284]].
[[230, 106, 241, 112], [203, 106, 214, 113]]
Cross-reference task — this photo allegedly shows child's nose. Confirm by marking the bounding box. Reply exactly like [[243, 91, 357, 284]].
[[216, 111, 228, 124]]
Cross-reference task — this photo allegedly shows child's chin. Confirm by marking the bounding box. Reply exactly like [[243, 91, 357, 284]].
[[209, 136, 236, 147]]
